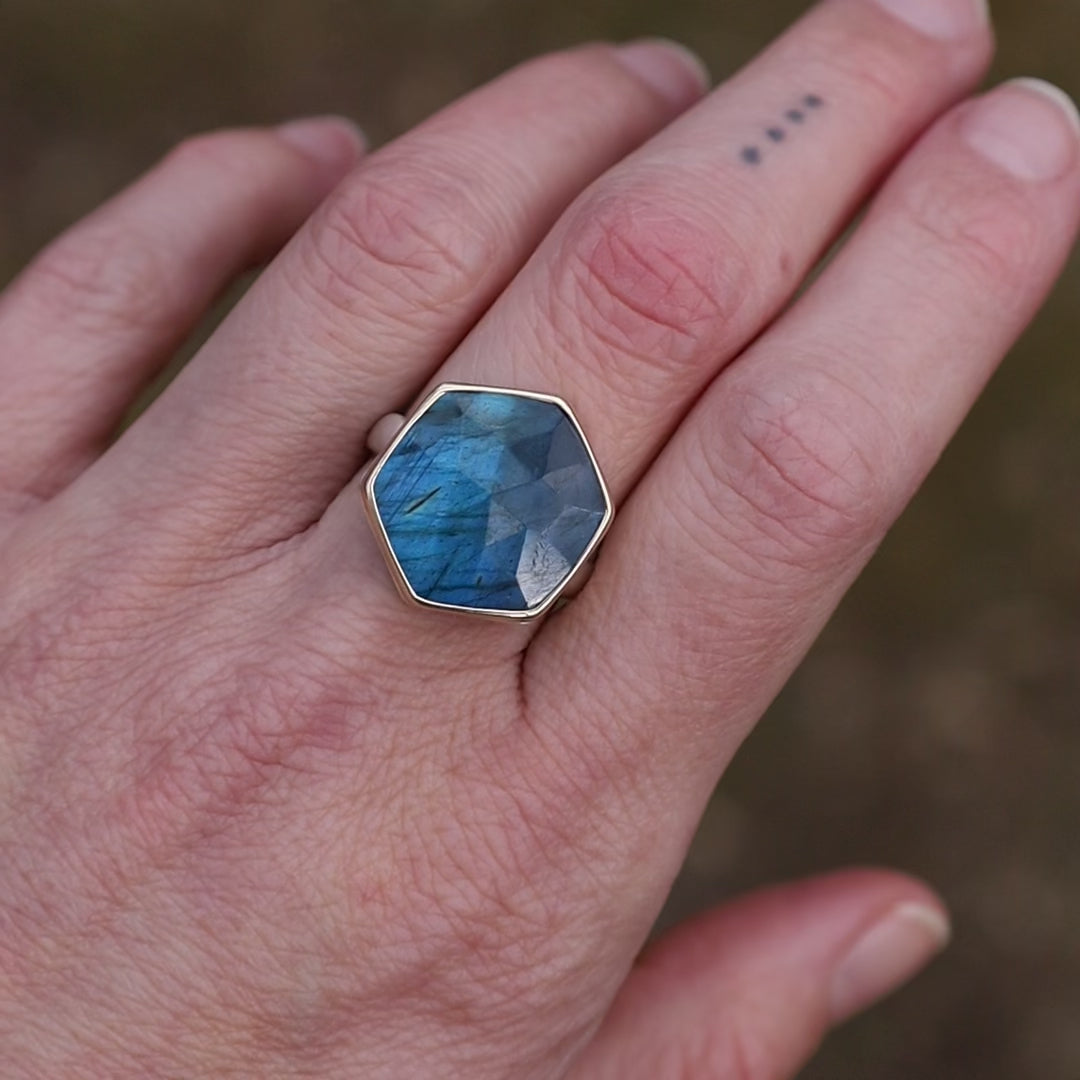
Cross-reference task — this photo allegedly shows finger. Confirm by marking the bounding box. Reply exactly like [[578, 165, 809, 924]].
[[569, 871, 949, 1080], [414, 0, 991, 499], [0, 118, 362, 500], [79, 42, 708, 545], [310, 0, 991, 625], [532, 82, 1080, 850]]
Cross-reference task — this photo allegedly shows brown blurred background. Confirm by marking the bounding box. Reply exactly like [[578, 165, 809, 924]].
[[1, 0, 1078, 1076]]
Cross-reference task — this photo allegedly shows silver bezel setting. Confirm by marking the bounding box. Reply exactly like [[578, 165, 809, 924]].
[[362, 383, 614, 622]]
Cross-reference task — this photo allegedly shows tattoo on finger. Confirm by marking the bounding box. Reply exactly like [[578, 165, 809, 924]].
[[741, 93, 825, 166]]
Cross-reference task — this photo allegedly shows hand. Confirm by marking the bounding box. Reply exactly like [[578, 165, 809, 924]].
[[1, 0, 1076, 1075]]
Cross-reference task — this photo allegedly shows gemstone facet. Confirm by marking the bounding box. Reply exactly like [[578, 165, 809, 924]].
[[366, 386, 611, 616]]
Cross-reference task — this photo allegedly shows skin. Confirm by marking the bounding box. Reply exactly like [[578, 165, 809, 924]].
[[0, 0, 1077, 1076]]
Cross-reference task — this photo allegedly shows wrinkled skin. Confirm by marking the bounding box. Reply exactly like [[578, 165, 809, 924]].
[[0, 0, 1077, 1076]]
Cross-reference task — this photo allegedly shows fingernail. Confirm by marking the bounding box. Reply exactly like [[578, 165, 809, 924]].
[[962, 79, 1080, 181], [614, 39, 710, 108], [276, 115, 366, 171], [830, 902, 951, 1023], [871, 0, 989, 40]]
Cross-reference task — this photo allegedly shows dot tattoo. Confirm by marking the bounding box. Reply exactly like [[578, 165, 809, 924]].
[[738, 92, 826, 165]]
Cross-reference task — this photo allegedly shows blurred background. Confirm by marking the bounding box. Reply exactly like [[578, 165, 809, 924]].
[[1, 0, 1077, 1075]]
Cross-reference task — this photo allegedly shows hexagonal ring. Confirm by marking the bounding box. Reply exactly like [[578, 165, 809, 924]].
[[362, 384, 614, 620]]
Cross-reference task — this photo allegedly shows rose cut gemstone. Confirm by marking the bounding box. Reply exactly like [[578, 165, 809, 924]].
[[369, 388, 609, 614]]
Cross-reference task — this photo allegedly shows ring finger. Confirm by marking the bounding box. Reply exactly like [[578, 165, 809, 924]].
[[63, 42, 707, 551], [312, 0, 991, 623]]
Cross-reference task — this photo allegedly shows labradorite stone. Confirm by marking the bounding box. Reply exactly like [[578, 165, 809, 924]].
[[372, 389, 607, 613]]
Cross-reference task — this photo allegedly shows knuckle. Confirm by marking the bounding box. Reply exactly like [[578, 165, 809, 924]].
[[164, 128, 301, 209], [718, 1022, 785, 1080], [507, 43, 657, 116], [26, 225, 173, 337], [714, 368, 891, 562], [508, 44, 615, 100], [902, 168, 1044, 292], [656, 1023, 777, 1080], [819, 30, 923, 114], [165, 127, 272, 179], [550, 187, 751, 382], [296, 162, 500, 319], [810, 2, 990, 115]]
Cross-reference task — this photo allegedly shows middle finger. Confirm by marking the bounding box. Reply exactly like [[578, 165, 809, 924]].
[[424, 0, 992, 502]]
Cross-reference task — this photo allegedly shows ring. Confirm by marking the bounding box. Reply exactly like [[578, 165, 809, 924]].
[[362, 383, 613, 620]]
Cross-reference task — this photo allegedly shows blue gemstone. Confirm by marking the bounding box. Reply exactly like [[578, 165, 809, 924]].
[[371, 389, 608, 613]]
